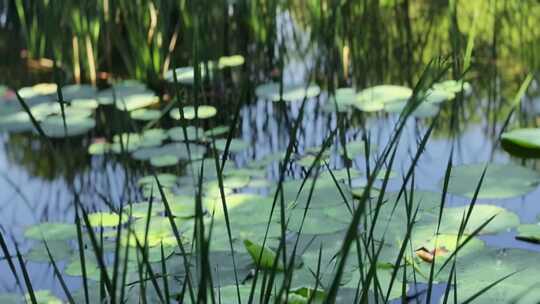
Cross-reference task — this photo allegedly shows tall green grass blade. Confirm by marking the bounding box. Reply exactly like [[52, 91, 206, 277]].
[[0, 232, 23, 292], [43, 241, 75, 304], [14, 244, 37, 304]]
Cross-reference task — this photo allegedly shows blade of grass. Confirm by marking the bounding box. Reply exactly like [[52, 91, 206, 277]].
[[14, 243, 37, 304], [43, 240, 76, 304]]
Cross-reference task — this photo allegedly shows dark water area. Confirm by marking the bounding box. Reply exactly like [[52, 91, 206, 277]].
[[0, 1, 540, 303]]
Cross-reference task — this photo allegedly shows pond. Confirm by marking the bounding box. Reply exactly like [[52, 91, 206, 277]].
[[1, 1, 540, 303]]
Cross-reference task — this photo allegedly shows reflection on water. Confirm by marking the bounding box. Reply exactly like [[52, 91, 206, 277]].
[[0, 1, 540, 302]]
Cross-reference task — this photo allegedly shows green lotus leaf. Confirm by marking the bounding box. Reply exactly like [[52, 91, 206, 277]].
[[214, 138, 249, 152], [64, 256, 102, 280], [255, 82, 321, 102], [205, 193, 266, 218], [0, 293, 19, 303], [124, 217, 189, 247], [24, 222, 77, 241], [61, 84, 97, 100], [18, 83, 57, 98], [170, 105, 217, 120], [516, 223, 540, 243], [130, 108, 161, 121], [115, 93, 158, 111], [355, 85, 412, 111], [384, 100, 439, 118], [0, 111, 34, 132], [338, 140, 374, 159], [97, 81, 151, 105], [70, 98, 99, 109], [218, 55, 245, 68], [25, 240, 72, 263], [432, 79, 472, 96], [285, 207, 348, 234], [427, 204, 520, 235], [243, 238, 282, 270], [137, 173, 178, 188], [168, 126, 205, 141], [406, 233, 486, 282], [87, 211, 128, 227], [424, 88, 455, 104], [39, 116, 95, 138], [445, 163, 540, 199], [88, 140, 110, 155], [501, 128, 540, 150], [133, 142, 203, 161], [447, 248, 540, 303], [150, 154, 179, 167], [204, 125, 230, 137], [297, 151, 331, 167], [164, 65, 211, 85], [278, 176, 353, 209], [25, 290, 62, 304], [111, 132, 142, 152], [346, 266, 407, 301]]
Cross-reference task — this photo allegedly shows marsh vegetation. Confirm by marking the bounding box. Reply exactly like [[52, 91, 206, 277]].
[[0, 0, 540, 303]]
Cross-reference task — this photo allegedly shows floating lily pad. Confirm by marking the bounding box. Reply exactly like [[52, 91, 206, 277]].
[[432, 79, 472, 96], [384, 100, 439, 118], [170, 105, 217, 120], [125, 201, 162, 218], [0, 293, 18, 303], [130, 108, 161, 121], [297, 151, 331, 167], [127, 217, 188, 247], [150, 154, 180, 167], [445, 163, 540, 199], [115, 93, 159, 111], [255, 82, 321, 102], [333, 88, 357, 106], [218, 55, 245, 68], [204, 126, 230, 137], [25, 290, 62, 304], [339, 140, 376, 158], [164, 65, 211, 84], [214, 138, 249, 152], [279, 176, 354, 209], [87, 212, 128, 227], [26, 240, 72, 263], [137, 173, 178, 188], [40, 116, 96, 137], [168, 126, 205, 141], [0, 111, 34, 132], [501, 128, 540, 148], [18, 83, 57, 98], [285, 207, 348, 234], [62, 106, 94, 118], [346, 265, 407, 301], [110, 133, 142, 153], [61, 84, 97, 100], [96, 81, 150, 105], [88, 139, 110, 155], [24, 222, 77, 241], [424, 88, 454, 104], [205, 193, 266, 218], [516, 223, 540, 243], [64, 256, 102, 280], [324, 88, 358, 113], [448, 248, 540, 303], [354, 85, 412, 111], [139, 128, 168, 148], [132, 142, 200, 161], [429, 204, 520, 235], [407, 233, 486, 282]]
